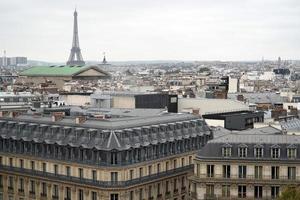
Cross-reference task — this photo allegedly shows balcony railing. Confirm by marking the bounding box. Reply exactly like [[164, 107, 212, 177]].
[[191, 194, 278, 200], [193, 173, 300, 183], [0, 164, 193, 188]]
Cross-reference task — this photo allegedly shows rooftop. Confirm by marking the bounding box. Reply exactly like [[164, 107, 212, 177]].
[[19, 65, 110, 77]]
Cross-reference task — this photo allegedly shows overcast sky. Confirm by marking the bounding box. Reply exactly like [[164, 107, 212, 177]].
[[0, 0, 299, 62]]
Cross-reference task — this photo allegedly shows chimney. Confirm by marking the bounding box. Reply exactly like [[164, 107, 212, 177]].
[[75, 116, 86, 124], [237, 94, 244, 102], [192, 109, 200, 115], [52, 112, 65, 122], [9, 111, 20, 118]]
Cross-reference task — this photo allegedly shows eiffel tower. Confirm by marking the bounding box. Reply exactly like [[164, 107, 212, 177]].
[[66, 9, 85, 66]]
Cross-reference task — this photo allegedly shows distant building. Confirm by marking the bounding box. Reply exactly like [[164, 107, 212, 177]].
[[91, 91, 178, 112], [18, 65, 110, 89], [0, 57, 27, 67], [10, 57, 27, 66]]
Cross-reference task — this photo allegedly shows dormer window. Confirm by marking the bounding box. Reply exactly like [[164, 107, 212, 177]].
[[222, 144, 232, 157], [287, 145, 297, 159], [238, 144, 248, 158], [254, 145, 264, 158], [271, 145, 280, 159]]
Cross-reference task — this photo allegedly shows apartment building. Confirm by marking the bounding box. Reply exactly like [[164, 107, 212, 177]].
[[189, 127, 300, 200], [0, 111, 212, 200]]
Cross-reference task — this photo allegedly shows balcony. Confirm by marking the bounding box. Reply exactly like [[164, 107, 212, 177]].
[[191, 192, 197, 199], [181, 186, 186, 193], [0, 164, 193, 188], [174, 188, 179, 195], [165, 191, 171, 199], [157, 194, 163, 200], [190, 173, 300, 185], [52, 195, 59, 200], [204, 194, 216, 200]]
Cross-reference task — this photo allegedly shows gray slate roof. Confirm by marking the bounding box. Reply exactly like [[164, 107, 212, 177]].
[[197, 127, 300, 161], [0, 113, 211, 151]]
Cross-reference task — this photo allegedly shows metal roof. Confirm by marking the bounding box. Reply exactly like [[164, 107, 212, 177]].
[[19, 65, 110, 77]]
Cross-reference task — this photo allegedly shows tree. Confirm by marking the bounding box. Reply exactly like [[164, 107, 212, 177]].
[[277, 186, 300, 200]]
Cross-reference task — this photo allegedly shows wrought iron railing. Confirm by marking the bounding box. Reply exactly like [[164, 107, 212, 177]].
[[0, 164, 193, 188]]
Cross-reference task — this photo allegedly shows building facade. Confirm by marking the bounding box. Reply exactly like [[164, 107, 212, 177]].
[[0, 112, 212, 200], [189, 128, 300, 200]]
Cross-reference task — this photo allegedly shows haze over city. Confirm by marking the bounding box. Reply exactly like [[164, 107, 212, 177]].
[[1, 0, 300, 62]]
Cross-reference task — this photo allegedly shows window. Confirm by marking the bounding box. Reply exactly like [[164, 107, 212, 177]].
[[157, 183, 161, 195], [238, 146, 247, 157], [41, 182, 47, 196], [129, 170, 134, 180], [148, 185, 152, 198], [111, 172, 118, 182], [78, 189, 84, 200], [238, 185, 247, 198], [66, 166, 71, 176], [173, 178, 177, 191], [181, 158, 185, 166], [54, 164, 58, 175], [157, 163, 161, 173], [92, 170, 97, 181], [148, 165, 152, 175], [110, 193, 119, 200], [139, 167, 143, 177], [9, 158, 13, 167], [238, 166, 247, 179], [129, 191, 135, 200], [287, 148, 297, 159], [31, 161, 35, 170], [207, 165, 214, 178], [111, 152, 118, 165], [166, 161, 169, 170], [288, 167, 296, 180], [78, 168, 83, 179], [181, 177, 185, 188], [139, 188, 143, 200], [19, 159, 24, 168], [222, 147, 232, 157], [0, 175, 3, 188], [53, 185, 59, 198], [19, 178, 24, 192], [271, 186, 279, 199], [8, 176, 13, 189], [271, 147, 280, 158], [254, 186, 263, 198], [92, 191, 97, 200], [189, 156, 192, 165], [166, 181, 169, 193], [271, 166, 279, 179], [255, 166, 263, 179], [206, 184, 214, 197], [65, 187, 71, 200], [30, 180, 35, 194], [173, 159, 177, 168], [42, 162, 47, 172], [223, 165, 231, 178], [254, 147, 263, 158], [222, 185, 230, 197]]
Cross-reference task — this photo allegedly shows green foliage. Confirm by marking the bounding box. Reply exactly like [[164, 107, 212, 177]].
[[277, 186, 300, 200], [198, 67, 210, 73]]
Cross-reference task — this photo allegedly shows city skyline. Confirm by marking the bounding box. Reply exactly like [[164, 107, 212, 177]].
[[0, 0, 300, 62]]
